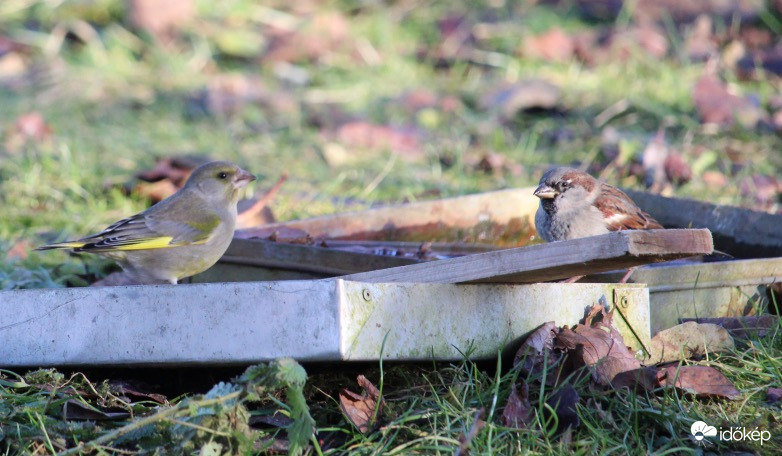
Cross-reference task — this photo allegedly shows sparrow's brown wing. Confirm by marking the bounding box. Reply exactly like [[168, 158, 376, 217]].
[[594, 184, 663, 231]]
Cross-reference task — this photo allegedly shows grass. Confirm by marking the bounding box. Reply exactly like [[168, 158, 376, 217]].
[[1, 0, 781, 454]]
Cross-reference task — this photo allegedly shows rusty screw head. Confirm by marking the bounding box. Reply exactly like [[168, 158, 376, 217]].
[[620, 296, 629, 308]]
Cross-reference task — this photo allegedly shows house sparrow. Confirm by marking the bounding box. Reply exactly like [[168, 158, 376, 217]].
[[534, 167, 662, 243], [38, 161, 256, 285]]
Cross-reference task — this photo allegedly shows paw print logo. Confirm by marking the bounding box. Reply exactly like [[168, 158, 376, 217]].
[[690, 421, 717, 444]]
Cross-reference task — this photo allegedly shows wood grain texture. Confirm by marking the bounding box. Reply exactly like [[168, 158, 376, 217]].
[[624, 189, 782, 258], [343, 229, 713, 284]]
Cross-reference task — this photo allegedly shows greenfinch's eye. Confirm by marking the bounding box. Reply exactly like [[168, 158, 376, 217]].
[[217, 172, 228, 179]]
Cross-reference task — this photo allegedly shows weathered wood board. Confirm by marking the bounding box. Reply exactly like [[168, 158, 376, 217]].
[[343, 229, 714, 284], [624, 189, 782, 258], [0, 281, 649, 366], [237, 188, 539, 246]]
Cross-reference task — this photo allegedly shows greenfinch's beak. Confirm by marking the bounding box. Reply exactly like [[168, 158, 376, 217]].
[[233, 169, 257, 189], [533, 184, 558, 199]]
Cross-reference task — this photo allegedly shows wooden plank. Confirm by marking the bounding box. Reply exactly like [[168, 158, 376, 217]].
[[237, 188, 539, 246], [624, 189, 782, 258], [342, 229, 714, 284], [218, 238, 420, 276]]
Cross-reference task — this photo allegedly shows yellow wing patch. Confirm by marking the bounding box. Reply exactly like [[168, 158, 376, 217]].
[[36, 241, 87, 250], [111, 236, 175, 250]]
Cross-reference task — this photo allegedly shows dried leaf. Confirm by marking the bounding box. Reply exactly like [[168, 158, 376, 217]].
[[456, 408, 485, 456], [501, 382, 534, 429], [692, 71, 765, 128], [334, 121, 422, 158], [740, 174, 781, 210], [129, 0, 195, 41], [109, 381, 168, 405], [265, 12, 352, 63], [62, 400, 130, 421], [513, 322, 557, 376], [480, 79, 561, 120], [555, 305, 641, 386], [545, 384, 580, 432], [6, 240, 31, 260], [679, 316, 778, 339], [339, 375, 384, 433], [646, 322, 735, 365], [523, 27, 575, 62], [656, 364, 740, 400]]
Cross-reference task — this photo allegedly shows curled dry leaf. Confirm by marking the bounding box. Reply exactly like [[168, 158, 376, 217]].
[[501, 382, 534, 429], [613, 364, 741, 400], [767, 387, 782, 403], [513, 321, 557, 376], [657, 364, 741, 400], [544, 384, 580, 433], [555, 305, 641, 386], [645, 322, 735, 365], [338, 375, 384, 434]]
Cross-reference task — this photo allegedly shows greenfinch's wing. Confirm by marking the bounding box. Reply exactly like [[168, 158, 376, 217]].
[[72, 192, 222, 252]]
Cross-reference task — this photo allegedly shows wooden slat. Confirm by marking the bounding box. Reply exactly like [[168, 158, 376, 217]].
[[624, 189, 782, 258], [237, 188, 539, 246], [342, 229, 714, 284]]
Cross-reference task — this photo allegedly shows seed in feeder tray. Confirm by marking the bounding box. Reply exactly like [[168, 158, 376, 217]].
[[37, 161, 256, 285]]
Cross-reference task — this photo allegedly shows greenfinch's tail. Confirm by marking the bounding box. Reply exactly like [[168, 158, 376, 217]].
[[35, 241, 87, 251]]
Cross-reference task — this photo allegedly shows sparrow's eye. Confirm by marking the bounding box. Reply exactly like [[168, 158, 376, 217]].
[[560, 181, 571, 189], [217, 172, 228, 179]]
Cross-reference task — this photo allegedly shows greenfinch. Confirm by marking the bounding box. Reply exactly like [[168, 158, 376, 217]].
[[37, 161, 256, 284]]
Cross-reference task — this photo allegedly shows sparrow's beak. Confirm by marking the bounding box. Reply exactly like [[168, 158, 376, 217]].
[[533, 184, 558, 199], [233, 169, 257, 189]]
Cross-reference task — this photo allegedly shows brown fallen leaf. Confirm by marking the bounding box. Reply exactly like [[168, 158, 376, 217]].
[[501, 382, 534, 429], [767, 387, 782, 403], [663, 152, 692, 186], [129, 0, 195, 42], [522, 27, 575, 62], [456, 407, 486, 456], [692, 67, 765, 128], [6, 240, 31, 260], [339, 375, 384, 434], [679, 315, 778, 339], [683, 15, 717, 62], [236, 173, 288, 229], [544, 384, 580, 433], [63, 400, 130, 421], [656, 364, 741, 400], [4, 111, 54, 153], [480, 79, 561, 120], [514, 322, 557, 380], [333, 121, 423, 158], [555, 305, 641, 386], [264, 11, 353, 64], [613, 363, 741, 400], [740, 174, 781, 210], [646, 322, 735, 365], [109, 381, 168, 405]]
